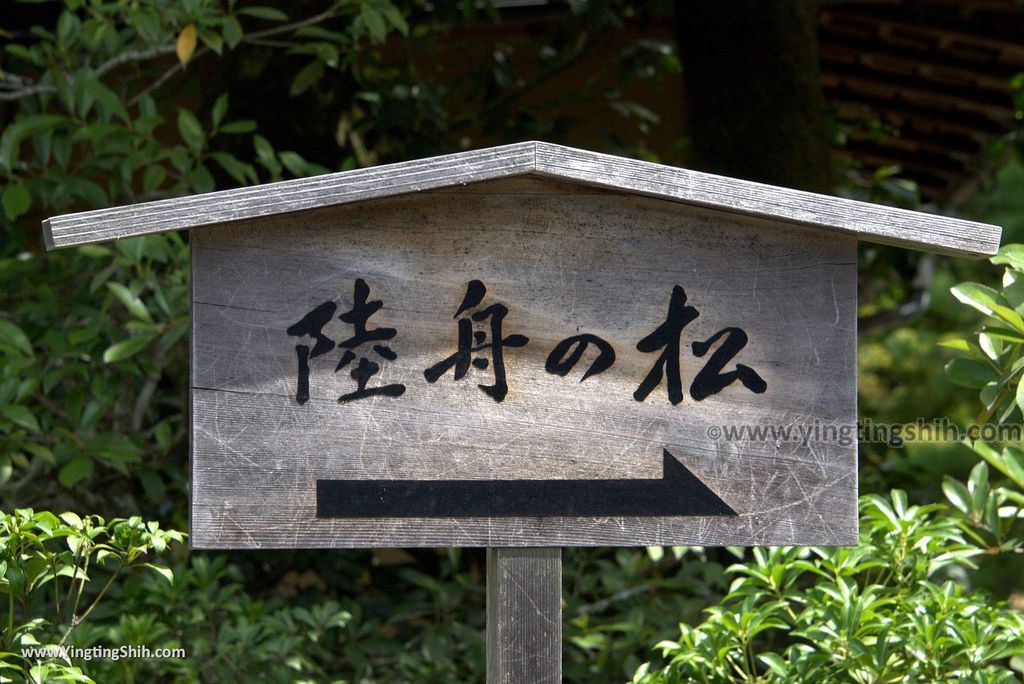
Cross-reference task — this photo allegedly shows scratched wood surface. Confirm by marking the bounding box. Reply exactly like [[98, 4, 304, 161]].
[[45, 141, 999, 256], [486, 548, 561, 684], [190, 176, 858, 548]]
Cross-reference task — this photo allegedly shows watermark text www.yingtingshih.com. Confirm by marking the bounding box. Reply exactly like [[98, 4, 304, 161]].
[[20, 644, 186, 662], [706, 418, 1022, 448]]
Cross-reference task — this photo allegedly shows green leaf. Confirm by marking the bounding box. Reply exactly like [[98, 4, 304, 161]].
[[938, 338, 973, 353], [969, 462, 991, 512], [142, 165, 166, 194], [0, 114, 66, 170], [979, 331, 1002, 360], [2, 183, 30, 220], [143, 563, 174, 584], [24, 443, 54, 466], [278, 151, 303, 176], [361, 4, 388, 42], [0, 319, 33, 357], [210, 152, 256, 185], [58, 456, 93, 487], [237, 6, 289, 21], [279, 151, 327, 177], [951, 282, 1004, 315], [58, 512, 82, 530], [380, 5, 409, 36], [978, 326, 1024, 345], [177, 109, 206, 151], [945, 358, 998, 389], [63, 176, 108, 207], [212, 93, 229, 129], [87, 433, 141, 462], [199, 28, 224, 55], [253, 135, 281, 175], [223, 17, 243, 48], [102, 335, 155, 363], [106, 282, 153, 322], [2, 404, 39, 431], [992, 244, 1024, 270], [758, 653, 790, 676], [83, 79, 130, 123], [952, 283, 1024, 332], [289, 60, 324, 96], [219, 120, 257, 134], [1015, 370, 1024, 416], [993, 446, 1024, 490], [77, 245, 111, 258], [190, 164, 215, 193], [980, 381, 1001, 409], [942, 476, 971, 513], [116, 235, 147, 264], [57, 10, 81, 47], [571, 632, 607, 650]]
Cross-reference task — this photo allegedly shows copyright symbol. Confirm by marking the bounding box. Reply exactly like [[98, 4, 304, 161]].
[[707, 426, 721, 440]]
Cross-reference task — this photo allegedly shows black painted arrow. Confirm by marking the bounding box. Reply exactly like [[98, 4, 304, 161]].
[[316, 450, 735, 518]]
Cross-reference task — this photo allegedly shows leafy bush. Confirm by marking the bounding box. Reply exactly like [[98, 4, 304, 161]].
[[2, 5, 410, 680], [943, 244, 1024, 552], [0, 509, 182, 683], [64, 551, 489, 683], [1, 1, 380, 517], [0, 235, 192, 519], [943, 244, 1024, 425], [633, 490, 1024, 683]]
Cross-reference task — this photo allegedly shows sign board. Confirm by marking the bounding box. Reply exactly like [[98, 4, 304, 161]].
[[43, 142, 1001, 549]]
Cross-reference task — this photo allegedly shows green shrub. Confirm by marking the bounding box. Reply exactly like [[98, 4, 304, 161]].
[[0, 508, 182, 683], [68, 551, 489, 683], [633, 489, 1024, 683], [0, 1, 373, 518], [942, 244, 1024, 557]]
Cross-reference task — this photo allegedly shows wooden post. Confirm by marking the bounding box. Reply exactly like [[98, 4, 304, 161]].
[[486, 547, 562, 684]]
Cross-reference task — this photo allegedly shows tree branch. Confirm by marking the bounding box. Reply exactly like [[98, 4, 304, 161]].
[[128, 3, 348, 107], [0, 72, 36, 89], [0, 83, 54, 102], [0, 3, 348, 103], [0, 45, 179, 102], [96, 44, 179, 79]]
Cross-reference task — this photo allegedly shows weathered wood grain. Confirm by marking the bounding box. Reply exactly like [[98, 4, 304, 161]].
[[190, 177, 859, 548], [533, 143, 1000, 257], [44, 142, 536, 249], [44, 141, 999, 256], [486, 548, 561, 684]]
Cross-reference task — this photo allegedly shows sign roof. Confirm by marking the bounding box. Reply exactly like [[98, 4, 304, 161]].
[[44, 141, 1000, 256]]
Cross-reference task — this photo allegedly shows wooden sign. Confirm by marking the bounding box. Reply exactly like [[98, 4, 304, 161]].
[[44, 142, 1001, 549]]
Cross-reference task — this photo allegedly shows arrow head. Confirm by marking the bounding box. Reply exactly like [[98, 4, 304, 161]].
[[661, 449, 736, 516]]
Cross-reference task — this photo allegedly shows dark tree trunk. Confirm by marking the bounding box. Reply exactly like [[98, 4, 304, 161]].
[[674, 1, 832, 193]]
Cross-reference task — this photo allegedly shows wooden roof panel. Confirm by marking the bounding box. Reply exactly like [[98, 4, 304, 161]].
[[44, 141, 1000, 257]]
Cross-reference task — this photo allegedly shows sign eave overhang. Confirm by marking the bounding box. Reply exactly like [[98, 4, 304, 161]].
[[43, 140, 1001, 257]]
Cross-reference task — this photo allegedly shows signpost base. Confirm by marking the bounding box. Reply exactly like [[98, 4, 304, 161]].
[[486, 547, 562, 683]]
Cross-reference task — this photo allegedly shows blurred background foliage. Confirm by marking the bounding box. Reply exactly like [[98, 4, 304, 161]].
[[2, 0, 1024, 681]]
